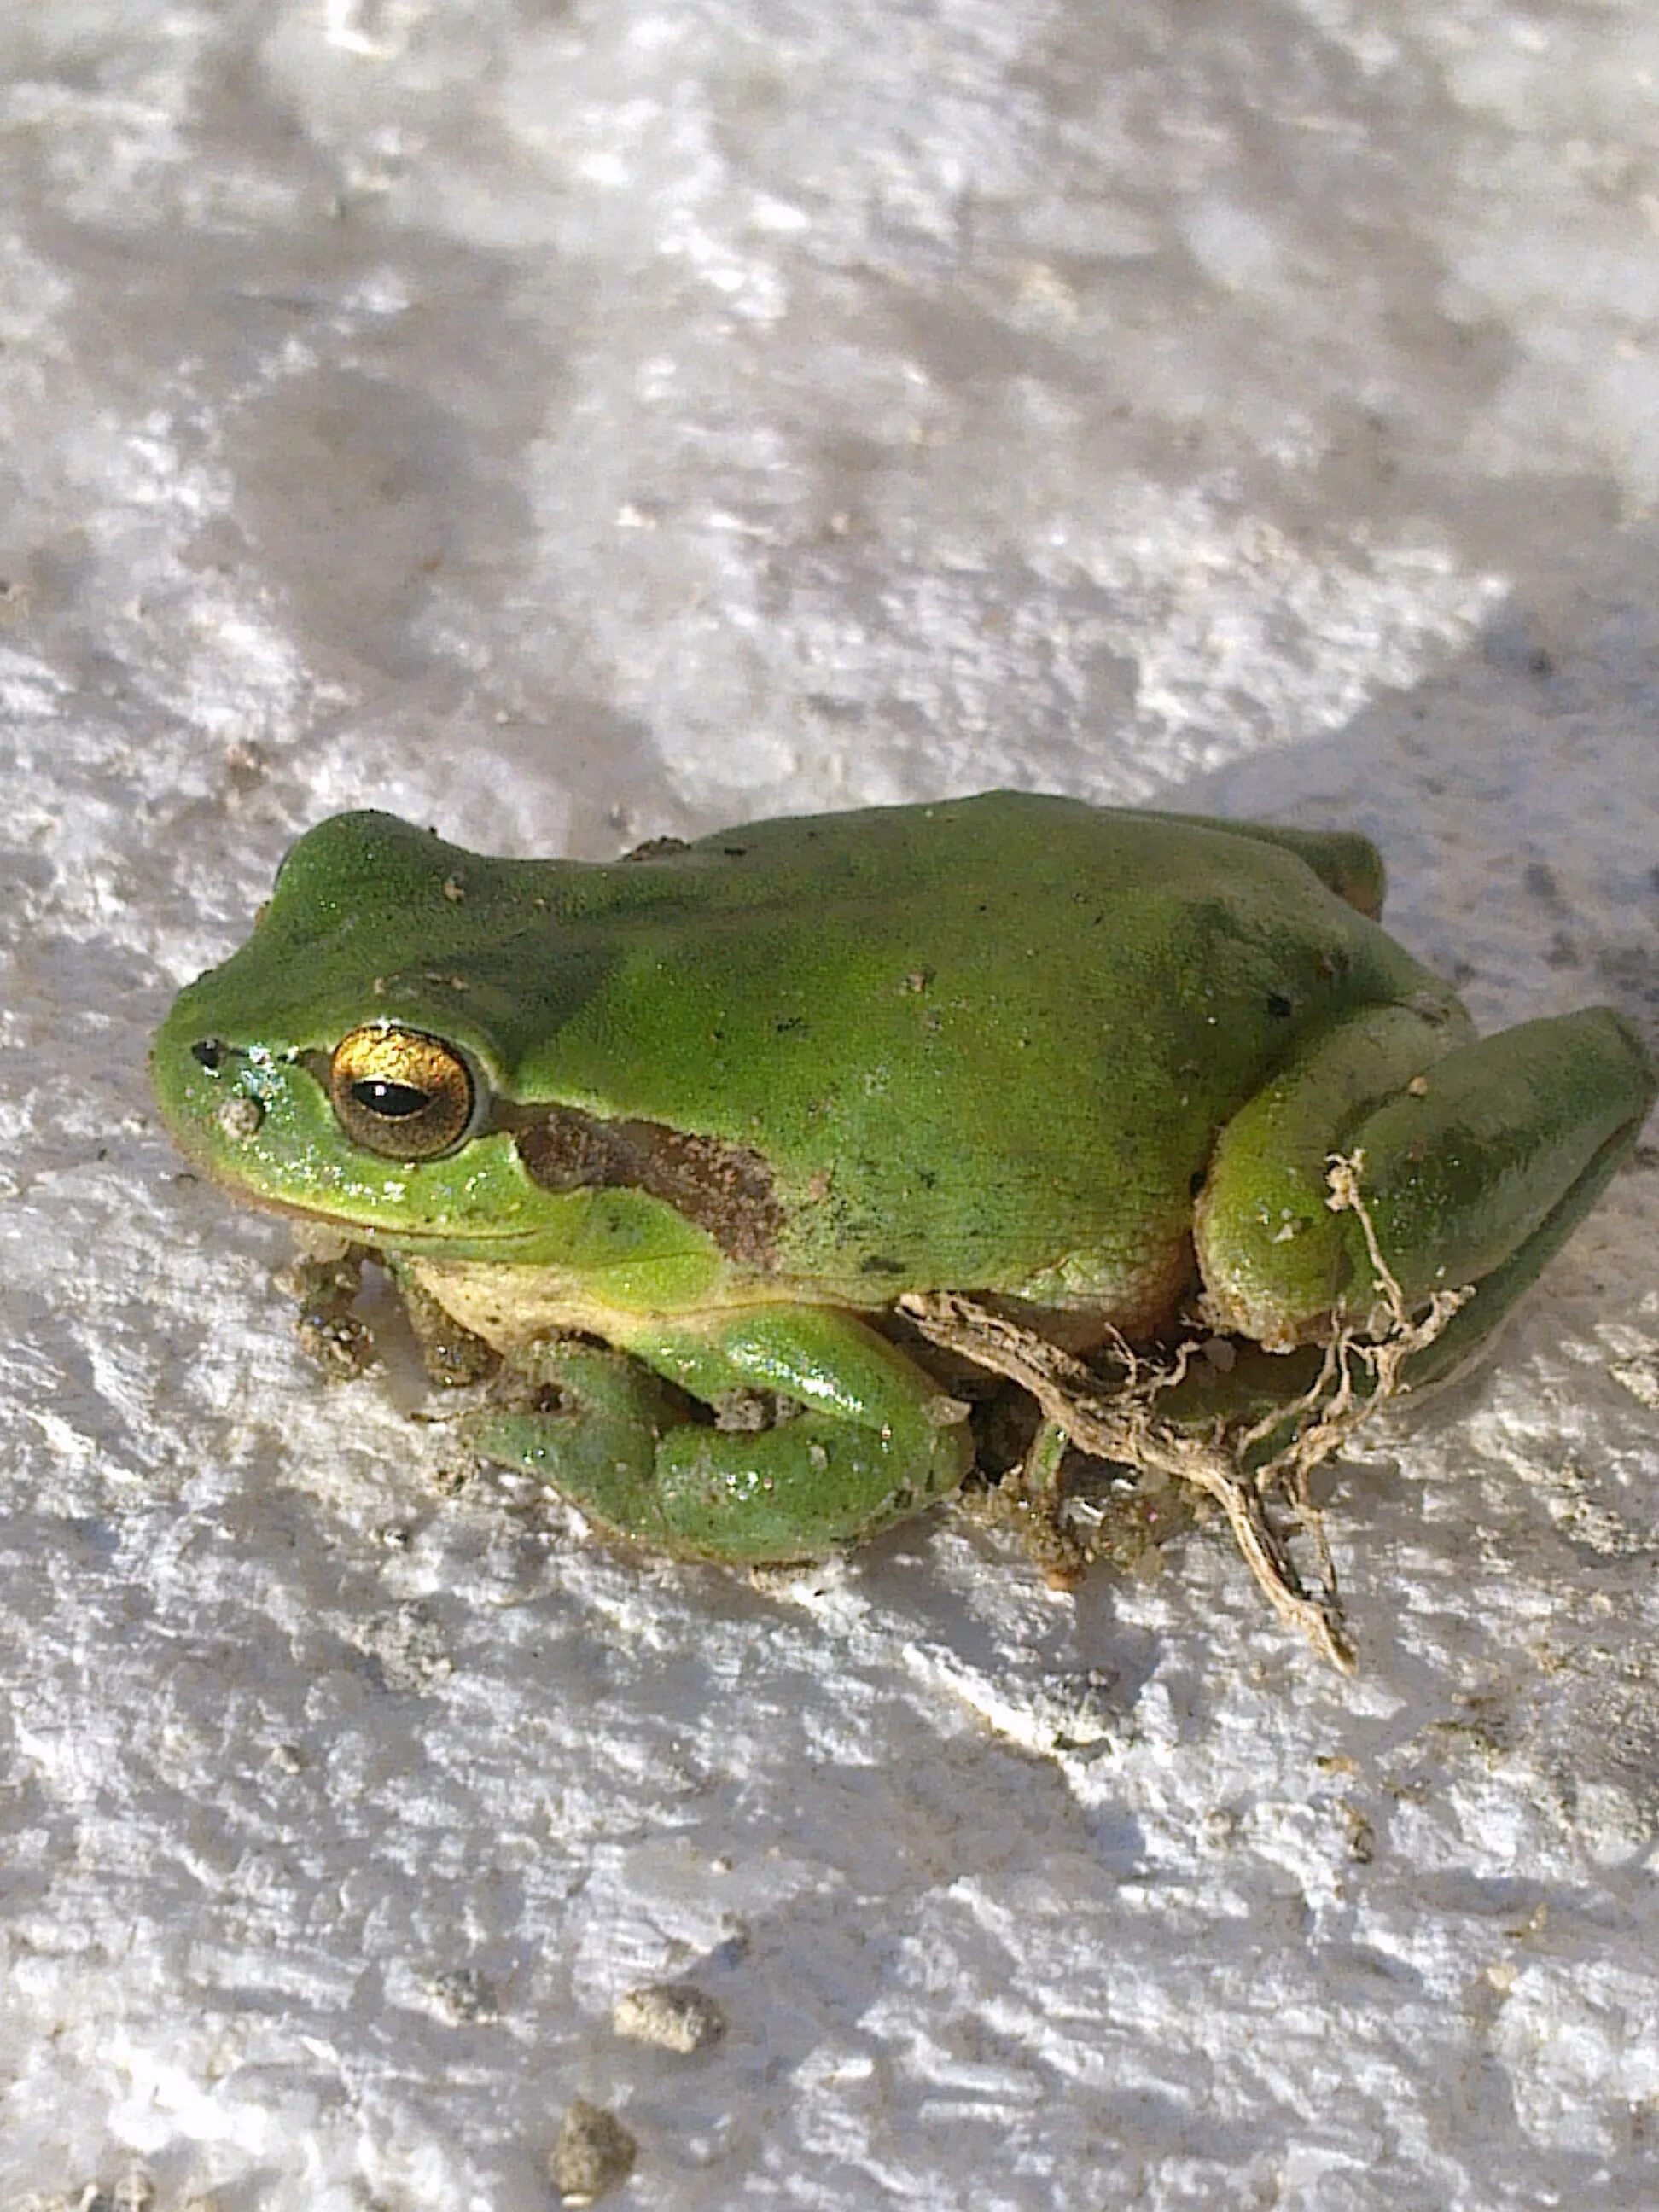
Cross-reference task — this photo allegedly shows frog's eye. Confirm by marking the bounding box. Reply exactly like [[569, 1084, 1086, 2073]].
[[328, 1026, 475, 1160]]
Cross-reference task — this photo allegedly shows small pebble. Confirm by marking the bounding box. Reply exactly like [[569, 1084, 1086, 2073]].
[[611, 1982, 726, 2054], [428, 1965, 499, 2023], [550, 2098, 637, 2205]]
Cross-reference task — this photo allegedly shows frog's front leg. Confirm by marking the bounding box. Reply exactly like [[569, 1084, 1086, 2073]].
[[388, 1259, 501, 1388], [1196, 1002, 1656, 1384], [474, 1306, 975, 1564]]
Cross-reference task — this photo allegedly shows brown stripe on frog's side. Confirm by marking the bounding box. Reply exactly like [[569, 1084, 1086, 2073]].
[[504, 1103, 784, 1267]]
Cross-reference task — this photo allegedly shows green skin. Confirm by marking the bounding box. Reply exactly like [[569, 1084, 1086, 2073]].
[[151, 794, 1656, 1564]]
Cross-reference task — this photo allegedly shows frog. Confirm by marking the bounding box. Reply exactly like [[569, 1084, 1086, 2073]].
[[150, 792, 1655, 1569]]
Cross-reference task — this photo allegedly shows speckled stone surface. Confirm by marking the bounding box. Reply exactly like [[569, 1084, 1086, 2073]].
[[1, 5, 1656, 2207]]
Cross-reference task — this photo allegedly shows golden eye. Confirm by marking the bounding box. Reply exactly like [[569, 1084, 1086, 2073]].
[[328, 1026, 475, 1161]]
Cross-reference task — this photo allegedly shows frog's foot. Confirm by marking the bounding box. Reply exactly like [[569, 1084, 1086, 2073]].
[[1196, 1003, 1656, 1375], [473, 1307, 975, 1565], [276, 1241, 377, 1380], [955, 1417, 1094, 1589]]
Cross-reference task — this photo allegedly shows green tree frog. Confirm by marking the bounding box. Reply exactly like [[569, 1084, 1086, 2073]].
[[151, 794, 1655, 1567]]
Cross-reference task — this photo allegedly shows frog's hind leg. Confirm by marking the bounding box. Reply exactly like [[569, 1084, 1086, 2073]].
[[1140, 811, 1388, 917], [474, 1307, 974, 1564], [1196, 1003, 1656, 1384]]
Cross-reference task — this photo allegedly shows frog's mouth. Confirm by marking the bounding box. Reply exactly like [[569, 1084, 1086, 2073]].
[[203, 1179, 556, 1253]]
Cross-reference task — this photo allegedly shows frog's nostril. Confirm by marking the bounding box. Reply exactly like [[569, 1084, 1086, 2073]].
[[192, 1039, 227, 1071]]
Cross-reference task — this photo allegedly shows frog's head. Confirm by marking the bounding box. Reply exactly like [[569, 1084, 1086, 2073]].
[[150, 812, 736, 1301]]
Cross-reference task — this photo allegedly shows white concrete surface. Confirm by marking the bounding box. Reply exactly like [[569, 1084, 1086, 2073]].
[[0, 4, 1655, 2206]]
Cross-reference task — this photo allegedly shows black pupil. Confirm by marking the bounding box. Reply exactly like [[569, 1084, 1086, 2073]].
[[352, 1078, 431, 1120]]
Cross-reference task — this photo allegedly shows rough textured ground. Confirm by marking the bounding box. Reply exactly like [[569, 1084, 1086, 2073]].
[[1, 4, 1656, 2207]]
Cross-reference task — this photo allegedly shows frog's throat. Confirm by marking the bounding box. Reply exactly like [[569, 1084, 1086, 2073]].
[[402, 1253, 819, 1352]]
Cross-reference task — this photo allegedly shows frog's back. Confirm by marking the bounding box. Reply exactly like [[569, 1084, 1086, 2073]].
[[526, 794, 1452, 1316]]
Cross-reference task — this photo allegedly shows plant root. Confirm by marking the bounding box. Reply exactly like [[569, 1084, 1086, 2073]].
[[901, 1151, 1473, 1674]]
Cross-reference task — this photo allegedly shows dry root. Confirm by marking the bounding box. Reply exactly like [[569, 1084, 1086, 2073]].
[[902, 1151, 1473, 1674]]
